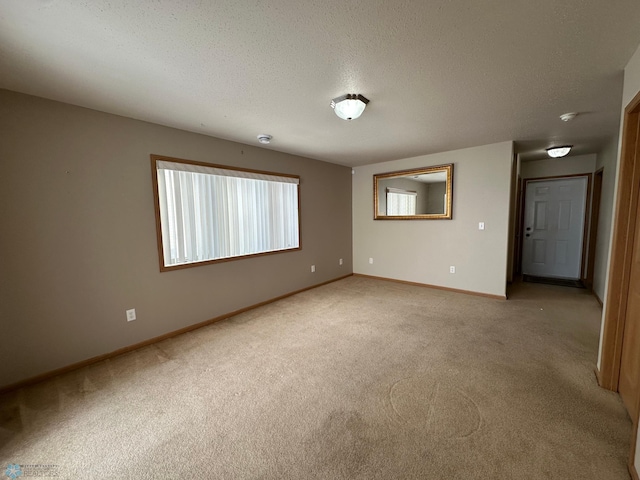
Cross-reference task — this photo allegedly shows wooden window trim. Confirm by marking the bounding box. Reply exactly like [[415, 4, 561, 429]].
[[150, 154, 302, 272]]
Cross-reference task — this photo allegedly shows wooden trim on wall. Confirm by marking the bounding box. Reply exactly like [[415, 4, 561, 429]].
[[585, 168, 604, 290], [593, 291, 604, 308], [515, 176, 524, 276], [596, 88, 640, 476], [150, 154, 302, 273], [598, 89, 640, 392], [594, 367, 603, 385], [353, 273, 507, 300], [507, 153, 518, 283], [581, 174, 593, 282], [0, 274, 353, 395]]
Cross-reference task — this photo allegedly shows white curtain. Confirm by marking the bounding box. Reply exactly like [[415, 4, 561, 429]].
[[157, 163, 299, 267], [386, 188, 417, 215]]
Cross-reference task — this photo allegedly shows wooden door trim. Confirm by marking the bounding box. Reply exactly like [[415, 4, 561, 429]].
[[598, 89, 640, 391], [581, 174, 593, 282], [521, 173, 592, 280], [595, 88, 640, 477], [585, 168, 604, 290], [514, 176, 524, 276]]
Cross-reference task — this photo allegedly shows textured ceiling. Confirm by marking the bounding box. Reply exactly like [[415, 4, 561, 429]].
[[1, 1, 640, 166]]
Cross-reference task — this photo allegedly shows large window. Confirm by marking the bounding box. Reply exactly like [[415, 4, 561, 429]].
[[151, 155, 300, 271]]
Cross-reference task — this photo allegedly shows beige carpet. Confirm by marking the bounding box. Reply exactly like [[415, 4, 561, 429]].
[[0, 276, 631, 479]]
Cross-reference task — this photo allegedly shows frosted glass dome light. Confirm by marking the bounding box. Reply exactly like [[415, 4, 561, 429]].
[[331, 94, 369, 120], [546, 145, 572, 158]]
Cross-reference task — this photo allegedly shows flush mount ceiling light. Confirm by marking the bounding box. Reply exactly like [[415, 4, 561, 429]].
[[560, 112, 578, 122], [330, 94, 369, 120], [257, 134, 272, 144], [546, 145, 572, 158]]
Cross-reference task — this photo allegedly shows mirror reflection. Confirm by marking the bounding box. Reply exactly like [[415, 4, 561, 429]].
[[374, 164, 453, 220]]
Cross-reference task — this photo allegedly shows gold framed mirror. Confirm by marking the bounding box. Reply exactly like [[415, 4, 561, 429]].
[[374, 164, 453, 220]]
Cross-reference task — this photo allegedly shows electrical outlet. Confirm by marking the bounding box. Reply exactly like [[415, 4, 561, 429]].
[[479, 222, 485, 230], [369, 257, 374, 264], [339, 258, 343, 265], [311, 265, 315, 273], [126, 308, 136, 322], [449, 266, 456, 274]]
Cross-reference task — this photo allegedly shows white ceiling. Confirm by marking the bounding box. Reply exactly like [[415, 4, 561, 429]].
[[2, 1, 640, 167]]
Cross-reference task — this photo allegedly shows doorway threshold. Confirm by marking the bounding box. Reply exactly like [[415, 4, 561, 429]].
[[522, 275, 585, 289]]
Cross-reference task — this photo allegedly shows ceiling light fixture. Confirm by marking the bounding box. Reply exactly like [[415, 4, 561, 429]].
[[559, 112, 578, 122], [330, 94, 369, 120], [546, 145, 572, 158], [257, 134, 272, 144]]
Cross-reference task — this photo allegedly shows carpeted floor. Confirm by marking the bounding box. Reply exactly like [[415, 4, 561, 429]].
[[0, 276, 631, 479]]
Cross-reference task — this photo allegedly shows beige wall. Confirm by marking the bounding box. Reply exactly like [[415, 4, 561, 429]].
[[520, 154, 596, 179], [352, 141, 514, 298], [593, 136, 620, 301], [0, 90, 353, 388]]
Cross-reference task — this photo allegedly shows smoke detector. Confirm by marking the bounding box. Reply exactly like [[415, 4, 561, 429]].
[[560, 112, 578, 122], [257, 134, 272, 144]]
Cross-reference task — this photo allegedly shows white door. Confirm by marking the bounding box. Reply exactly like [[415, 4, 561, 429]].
[[522, 176, 588, 279]]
